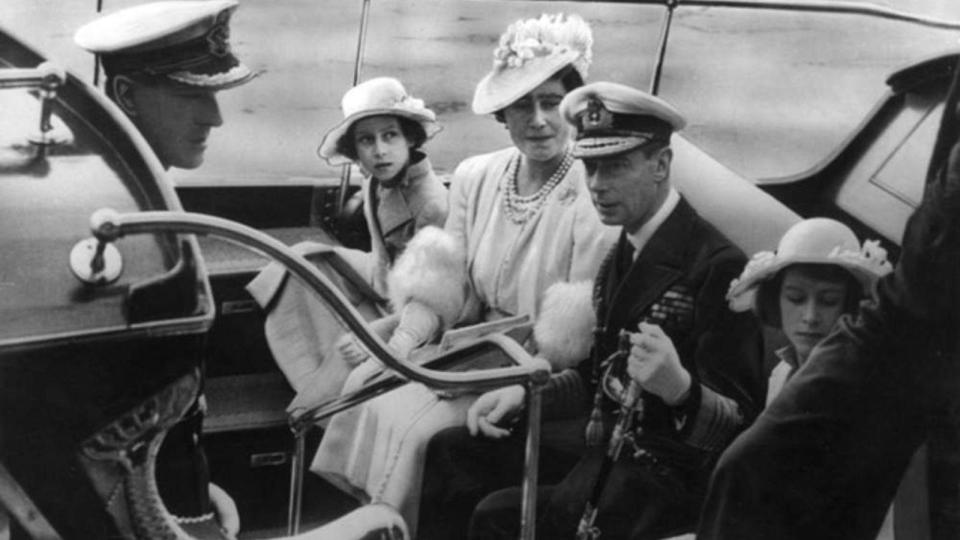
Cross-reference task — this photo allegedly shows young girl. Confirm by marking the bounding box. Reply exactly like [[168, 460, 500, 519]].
[[726, 217, 892, 403], [248, 77, 447, 407], [317, 76, 449, 298]]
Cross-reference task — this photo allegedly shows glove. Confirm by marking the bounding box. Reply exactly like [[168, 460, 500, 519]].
[[209, 483, 239, 538], [626, 322, 692, 406], [466, 385, 525, 439], [387, 301, 440, 359], [335, 332, 371, 367]]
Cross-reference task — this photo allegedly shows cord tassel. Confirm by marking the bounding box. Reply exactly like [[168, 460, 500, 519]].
[[585, 330, 633, 447], [584, 390, 606, 447]]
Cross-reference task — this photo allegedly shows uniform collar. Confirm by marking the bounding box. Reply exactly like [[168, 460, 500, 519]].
[[626, 187, 680, 258]]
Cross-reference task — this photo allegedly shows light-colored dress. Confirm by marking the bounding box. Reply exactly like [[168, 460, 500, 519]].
[[311, 147, 617, 535]]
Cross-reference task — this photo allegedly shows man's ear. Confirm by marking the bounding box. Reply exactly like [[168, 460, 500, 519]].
[[111, 75, 138, 116], [654, 147, 673, 182]]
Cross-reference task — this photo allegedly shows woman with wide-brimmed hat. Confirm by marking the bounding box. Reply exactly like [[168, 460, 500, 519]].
[[726, 217, 891, 403], [311, 13, 617, 537]]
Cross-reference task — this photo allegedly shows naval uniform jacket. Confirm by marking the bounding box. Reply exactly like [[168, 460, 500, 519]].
[[574, 197, 764, 471]]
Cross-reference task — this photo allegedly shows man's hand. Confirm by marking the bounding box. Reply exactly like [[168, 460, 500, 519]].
[[466, 385, 525, 438], [627, 322, 692, 406], [209, 482, 239, 538]]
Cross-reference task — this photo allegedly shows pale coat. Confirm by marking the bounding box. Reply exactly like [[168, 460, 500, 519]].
[[448, 147, 616, 323], [311, 147, 618, 536], [334, 154, 449, 298]]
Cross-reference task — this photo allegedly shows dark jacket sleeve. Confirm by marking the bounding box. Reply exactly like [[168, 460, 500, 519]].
[[673, 250, 765, 453], [884, 141, 960, 332]]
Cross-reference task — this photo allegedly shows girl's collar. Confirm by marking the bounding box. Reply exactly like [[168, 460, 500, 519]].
[[378, 150, 428, 189]]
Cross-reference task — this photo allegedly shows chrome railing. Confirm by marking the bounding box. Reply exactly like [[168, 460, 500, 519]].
[[81, 209, 552, 540]]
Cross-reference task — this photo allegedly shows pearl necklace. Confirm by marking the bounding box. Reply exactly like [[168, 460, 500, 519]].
[[501, 148, 574, 225]]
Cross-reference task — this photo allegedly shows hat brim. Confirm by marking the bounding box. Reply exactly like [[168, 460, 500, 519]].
[[572, 135, 654, 159], [472, 49, 580, 115], [317, 108, 441, 165], [726, 255, 888, 313], [166, 61, 259, 90]]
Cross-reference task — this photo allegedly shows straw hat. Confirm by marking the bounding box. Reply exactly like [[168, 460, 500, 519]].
[[727, 218, 893, 312], [472, 13, 593, 115], [318, 77, 441, 165]]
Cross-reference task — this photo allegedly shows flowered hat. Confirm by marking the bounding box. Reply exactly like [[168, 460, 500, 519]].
[[727, 218, 893, 312], [472, 13, 593, 115], [318, 77, 441, 165]]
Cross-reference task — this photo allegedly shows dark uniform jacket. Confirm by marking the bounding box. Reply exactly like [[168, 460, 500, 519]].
[[550, 197, 765, 471]]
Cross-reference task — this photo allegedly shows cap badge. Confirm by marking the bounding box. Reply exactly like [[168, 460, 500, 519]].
[[584, 98, 612, 131], [206, 11, 232, 58]]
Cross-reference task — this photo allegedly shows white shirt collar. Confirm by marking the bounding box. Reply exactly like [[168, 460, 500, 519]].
[[626, 187, 680, 257]]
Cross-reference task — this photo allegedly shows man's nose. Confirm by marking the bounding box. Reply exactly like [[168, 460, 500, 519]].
[[586, 171, 603, 193], [198, 94, 223, 127]]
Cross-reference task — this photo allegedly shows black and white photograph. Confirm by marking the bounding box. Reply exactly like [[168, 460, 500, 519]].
[[2, 1, 960, 538]]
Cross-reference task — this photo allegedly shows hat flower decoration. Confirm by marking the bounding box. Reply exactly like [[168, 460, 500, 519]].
[[473, 13, 593, 115], [726, 218, 893, 313], [492, 14, 593, 74], [830, 239, 891, 274]]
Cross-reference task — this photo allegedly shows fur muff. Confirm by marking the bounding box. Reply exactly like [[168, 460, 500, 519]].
[[534, 280, 596, 371], [387, 226, 467, 328]]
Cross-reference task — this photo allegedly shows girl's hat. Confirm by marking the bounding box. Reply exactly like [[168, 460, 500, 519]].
[[472, 13, 593, 115], [727, 218, 893, 312], [318, 77, 441, 165]]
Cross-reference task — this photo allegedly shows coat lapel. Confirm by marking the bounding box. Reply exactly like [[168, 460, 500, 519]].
[[604, 200, 695, 331], [362, 176, 387, 263], [377, 186, 415, 236]]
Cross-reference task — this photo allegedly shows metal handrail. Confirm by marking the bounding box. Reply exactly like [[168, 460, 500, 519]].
[[650, 0, 678, 96], [85, 208, 550, 539], [333, 0, 374, 218], [0, 63, 65, 91], [88, 209, 549, 391]]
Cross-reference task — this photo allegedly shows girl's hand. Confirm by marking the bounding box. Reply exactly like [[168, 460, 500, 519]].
[[335, 332, 370, 367]]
